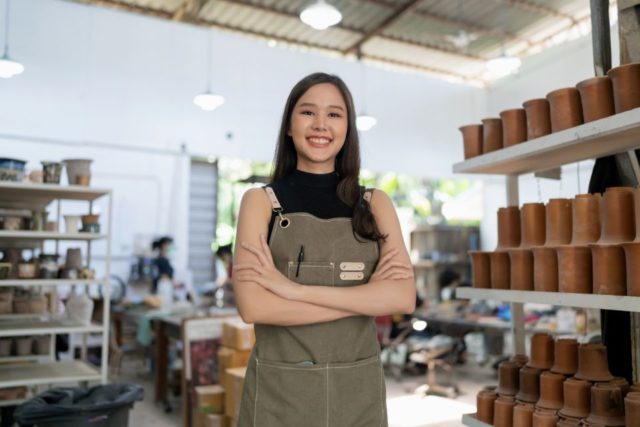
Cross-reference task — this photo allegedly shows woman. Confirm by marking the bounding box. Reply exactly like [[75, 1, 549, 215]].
[[233, 73, 416, 427]]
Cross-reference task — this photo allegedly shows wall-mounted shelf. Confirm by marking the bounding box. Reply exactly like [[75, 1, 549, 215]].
[[0, 278, 105, 287], [0, 360, 101, 388], [0, 320, 103, 337]]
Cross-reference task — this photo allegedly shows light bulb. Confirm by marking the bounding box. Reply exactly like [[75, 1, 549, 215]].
[[356, 114, 377, 131], [300, 0, 342, 30], [193, 92, 225, 111], [0, 55, 24, 79]]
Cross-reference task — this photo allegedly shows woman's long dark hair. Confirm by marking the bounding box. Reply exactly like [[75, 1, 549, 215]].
[[271, 72, 386, 242]]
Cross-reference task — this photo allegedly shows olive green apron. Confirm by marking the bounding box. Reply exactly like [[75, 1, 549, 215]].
[[237, 186, 388, 427]]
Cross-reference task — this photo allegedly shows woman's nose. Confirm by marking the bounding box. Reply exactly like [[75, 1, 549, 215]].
[[312, 114, 327, 130]]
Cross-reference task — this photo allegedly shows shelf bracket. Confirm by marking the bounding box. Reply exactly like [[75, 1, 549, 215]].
[[534, 168, 561, 180]]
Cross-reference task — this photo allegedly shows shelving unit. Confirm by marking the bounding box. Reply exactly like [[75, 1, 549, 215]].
[[0, 181, 112, 390], [461, 414, 491, 427]]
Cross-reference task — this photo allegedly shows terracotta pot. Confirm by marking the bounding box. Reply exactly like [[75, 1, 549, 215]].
[[528, 333, 555, 370], [590, 244, 626, 295], [631, 187, 640, 241], [599, 187, 635, 244], [537, 371, 566, 410], [33, 335, 50, 355], [0, 338, 11, 357], [550, 339, 578, 376], [62, 159, 92, 187], [491, 251, 511, 290], [532, 247, 559, 292], [557, 246, 592, 293], [607, 377, 630, 397], [523, 98, 552, 140], [13, 296, 30, 314], [545, 199, 572, 246], [521, 203, 546, 248], [624, 392, 640, 427], [555, 416, 581, 427], [511, 354, 529, 366], [546, 88, 583, 132], [477, 389, 498, 424], [575, 343, 613, 382], [631, 383, 640, 393], [532, 409, 558, 427], [623, 188, 640, 296], [576, 76, 615, 122], [501, 108, 528, 147], [75, 174, 91, 186], [65, 248, 83, 270], [483, 118, 503, 153], [571, 194, 601, 245], [513, 402, 534, 427], [16, 337, 32, 356], [516, 366, 542, 403], [498, 360, 522, 396], [509, 249, 534, 291], [586, 383, 626, 426], [460, 124, 483, 159], [607, 62, 640, 113], [560, 377, 592, 419], [498, 206, 522, 249], [470, 251, 491, 289], [495, 396, 517, 427]]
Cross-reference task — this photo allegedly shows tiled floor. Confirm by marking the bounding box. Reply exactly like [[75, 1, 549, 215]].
[[125, 361, 496, 427]]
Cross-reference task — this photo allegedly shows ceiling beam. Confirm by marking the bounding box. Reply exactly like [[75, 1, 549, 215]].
[[379, 34, 485, 61], [343, 0, 423, 54], [363, 53, 483, 84], [172, 0, 207, 22], [499, 0, 578, 24]]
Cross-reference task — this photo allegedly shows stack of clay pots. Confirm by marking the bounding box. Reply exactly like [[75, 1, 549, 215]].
[[459, 62, 640, 161], [469, 186, 640, 297], [474, 334, 640, 426]]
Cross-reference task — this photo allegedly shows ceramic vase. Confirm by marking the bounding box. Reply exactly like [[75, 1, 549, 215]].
[[576, 76, 615, 122], [460, 124, 483, 159], [607, 62, 640, 113], [501, 108, 528, 147], [522, 98, 552, 140], [546, 88, 583, 132]]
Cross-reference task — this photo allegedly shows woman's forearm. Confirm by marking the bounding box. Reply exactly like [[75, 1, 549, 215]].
[[293, 279, 416, 316]]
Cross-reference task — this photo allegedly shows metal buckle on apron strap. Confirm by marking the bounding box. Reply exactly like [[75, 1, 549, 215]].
[[275, 208, 290, 228]]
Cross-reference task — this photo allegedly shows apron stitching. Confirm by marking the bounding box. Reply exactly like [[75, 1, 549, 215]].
[[254, 358, 260, 427], [378, 361, 384, 427], [326, 366, 329, 427]]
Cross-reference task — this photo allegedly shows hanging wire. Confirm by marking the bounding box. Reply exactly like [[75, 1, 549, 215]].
[[3, 0, 11, 57], [536, 178, 542, 202], [357, 48, 367, 112], [577, 161, 581, 194], [205, 29, 212, 92]]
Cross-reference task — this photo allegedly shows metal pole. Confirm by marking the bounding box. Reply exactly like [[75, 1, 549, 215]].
[[506, 175, 525, 355]]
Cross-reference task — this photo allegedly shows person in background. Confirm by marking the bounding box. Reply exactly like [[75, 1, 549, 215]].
[[215, 244, 235, 306], [438, 269, 470, 302], [151, 236, 174, 294]]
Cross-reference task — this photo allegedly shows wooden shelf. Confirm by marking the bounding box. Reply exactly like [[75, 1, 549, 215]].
[[0, 360, 101, 388], [456, 287, 640, 312], [412, 260, 469, 269], [453, 108, 640, 175], [0, 231, 106, 241], [462, 414, 491, 427], [0, 320, 103, 337], [0, 279, 105, 287], [0, 182, 109, 209], [0, 355, 49, 363]]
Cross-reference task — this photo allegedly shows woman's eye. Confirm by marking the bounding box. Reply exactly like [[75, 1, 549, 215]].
[[329, 112, 342, 118], [301, 110, 314, 116]]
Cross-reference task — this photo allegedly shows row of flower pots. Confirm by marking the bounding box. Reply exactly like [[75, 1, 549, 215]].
[[459, 62, 640, 160], [470, 187, 640, 296], [476, 334, 640, 427]]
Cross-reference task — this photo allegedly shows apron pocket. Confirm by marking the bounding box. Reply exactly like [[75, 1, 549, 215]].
[[255, 359, 328, 427], [328, 354, 385, 427], [287, 261, 335, 286]]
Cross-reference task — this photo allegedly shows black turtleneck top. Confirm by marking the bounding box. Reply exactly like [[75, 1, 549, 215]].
[[266, 170, 353, 240]]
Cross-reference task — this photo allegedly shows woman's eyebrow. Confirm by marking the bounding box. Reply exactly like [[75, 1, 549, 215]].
[[297, 102, 345, 111]]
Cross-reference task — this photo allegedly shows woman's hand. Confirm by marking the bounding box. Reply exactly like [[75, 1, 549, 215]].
[[370, 248, 414, 282], [234, 234, 301, 300]]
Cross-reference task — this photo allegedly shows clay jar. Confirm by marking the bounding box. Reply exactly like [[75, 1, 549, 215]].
[[550, 339, 578, 376], [491, 251, 511, 290], [528, 333, 554, 371], [537, 371, 566, 411], [511, 354, 529, 366], [587, 383, 626, 426], [546, 88, 583, 132], [495, 396, 517, 427], [513, 402, 534, 427], [598, 187, 635, 244], [608, 377, 630, 397], [557, 246, 592, 293], [621, 187, 640, 296], [590, 244, 626, 295], [501, 108, 527, 147], [607, 62, 640, 113], [511, 205, 543, 290], [523, 98, 552, 140], [533, 199, 571, 292], [571, 194, 602, 245], [576, 76, 615, 122], [498, 206, 522, 249], [469, 251, 491, 289], [460, 124, 483, 159], [560, 378, 592, 419], [575, 343, 614, 382], [477, 388, 498, 424], [498, 360, 522, 396], [482, 118, 503, 153], [556, 417, 581, 427], [516, 366, 542, 403], [631, 383, 640, 393], [532, 409, 558, 427], [625, 392, 640, 427]]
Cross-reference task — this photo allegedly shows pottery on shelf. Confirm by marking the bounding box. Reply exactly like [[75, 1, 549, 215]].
[[477, 388, 498, 424], [586, 383, 626, 427], [460, 124, 483, 159], [545, 199, 573, 246], [494, 396, 517, 427], [65, 248, 83, 270], [497, 206, 522, 249], [559, 377, 592, 419], [513, 402, 534, 427], [469, 251, 491, 289], [528, 333, 554, 371], [624, 392, 640, 427], [575, 343, 614, 382], [510, 354, 529, 366], [532, 247, 559, 292], [509, 249, 534, 291], [482, 118, 503, 153], [590, 244, 626, 295], [520, 203, 546, 248], [41, 161, 63, 184], [532, 409, 558, 427], [550, 339, 578, 376], [576, 76, 615, 122], [621, 187, 640, 296], [598, 187, 635, 244], [557, 246, 592, 293], [571, 194, 601, 245], [501, 108, 528, 147], [62, 159, 92, 187], [516, 366, 542, 403], [490, 251, 511, 290], [631, 383, 640, 393], [498, 360, 521, 396], [537, 371, 566, 411], [63, 215, 81, 234], [607, 377, 630, 398], [522, 98, 552, 140], [556, 416, 581, 427], [546, 87, 584, 132], [607, 62, 640, 113]]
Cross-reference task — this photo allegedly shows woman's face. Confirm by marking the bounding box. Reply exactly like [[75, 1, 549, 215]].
[[288, 83, 348, 173]]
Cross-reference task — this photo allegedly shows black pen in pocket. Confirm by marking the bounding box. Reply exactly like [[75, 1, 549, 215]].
[[296, 244, 304, 277]]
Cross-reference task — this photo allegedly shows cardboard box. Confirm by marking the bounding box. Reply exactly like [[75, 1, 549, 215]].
[[224, 367, 247, 419], [218, 346, 251, 388], [205, 413, 229, 427], [195, 384, 225, 415], [222, 319, 255, 351]]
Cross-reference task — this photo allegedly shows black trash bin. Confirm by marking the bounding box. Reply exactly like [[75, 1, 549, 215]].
[[13, 383, 143, 427]]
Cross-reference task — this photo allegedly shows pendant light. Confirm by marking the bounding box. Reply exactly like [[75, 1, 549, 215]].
[[193, 29, 224, 111], [300, 0, 342, 30], [0, 0, 24, 79], [356, 51, 377, 132], [486, 7, 520, 78]]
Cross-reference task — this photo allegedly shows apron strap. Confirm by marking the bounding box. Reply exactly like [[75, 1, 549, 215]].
[[263, 186, 283, 211]]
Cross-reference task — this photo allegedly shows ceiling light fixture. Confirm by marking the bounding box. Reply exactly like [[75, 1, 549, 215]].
[[0, 0, 24, 79], [194, 29, 224, 111], [486, 52, 521, 77], [356, 51, 377, 132], [300, 0, 342, 30]]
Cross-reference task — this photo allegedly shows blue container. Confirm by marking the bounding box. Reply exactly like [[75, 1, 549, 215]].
[[0, 158, 26, 171]]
